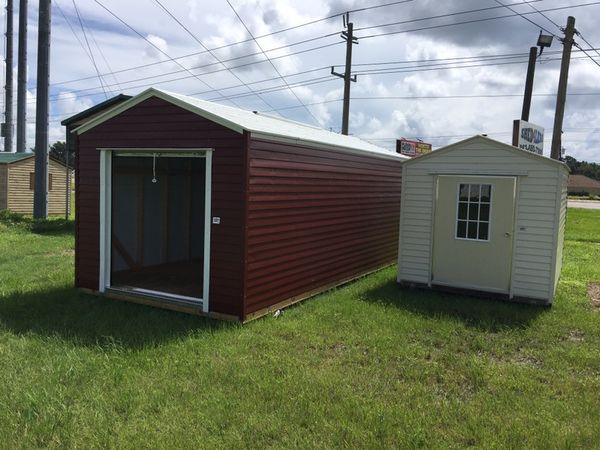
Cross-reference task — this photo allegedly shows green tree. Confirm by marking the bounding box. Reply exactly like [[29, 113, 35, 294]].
[[48, 141, 74, 169], [564, 155, 600, 181]]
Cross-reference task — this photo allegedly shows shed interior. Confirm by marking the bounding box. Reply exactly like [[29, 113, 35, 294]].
[[110, 154, 205, 299]]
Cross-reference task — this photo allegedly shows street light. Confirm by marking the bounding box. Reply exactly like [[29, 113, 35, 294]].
[[537, 32, 554, 56], [521, 32, 554, 121]]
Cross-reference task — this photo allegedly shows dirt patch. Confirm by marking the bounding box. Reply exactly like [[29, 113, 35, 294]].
[[588, 283, 600, 311], [566, 330, 585, 342], [512, 354, 543, 369]]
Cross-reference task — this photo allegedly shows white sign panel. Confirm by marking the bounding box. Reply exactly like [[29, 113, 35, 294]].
[[515, 120, 544, 155]]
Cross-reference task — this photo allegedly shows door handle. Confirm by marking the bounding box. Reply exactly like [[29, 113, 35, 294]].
[[505, 232, 511, 237]]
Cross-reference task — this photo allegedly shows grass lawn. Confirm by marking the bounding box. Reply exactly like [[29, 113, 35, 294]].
[[0, 209, 598, 448]]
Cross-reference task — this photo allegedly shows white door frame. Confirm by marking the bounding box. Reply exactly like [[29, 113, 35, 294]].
[[99, 148, 213, 314]]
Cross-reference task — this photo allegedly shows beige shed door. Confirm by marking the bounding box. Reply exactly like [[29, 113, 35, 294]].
[[432, 176, 516, 293]]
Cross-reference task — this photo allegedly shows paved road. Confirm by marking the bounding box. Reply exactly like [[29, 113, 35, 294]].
[[568, 200, 600, 210]]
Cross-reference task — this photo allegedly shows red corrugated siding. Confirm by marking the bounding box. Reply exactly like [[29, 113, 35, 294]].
[[75, 97, 245, 318], [244, 137, 403, 317]]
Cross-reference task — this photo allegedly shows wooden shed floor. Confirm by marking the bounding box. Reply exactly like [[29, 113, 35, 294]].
[[111, 260, 203, 299]]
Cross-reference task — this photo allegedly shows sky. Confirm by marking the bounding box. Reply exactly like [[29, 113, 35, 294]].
[[1, 0, 600, 162]]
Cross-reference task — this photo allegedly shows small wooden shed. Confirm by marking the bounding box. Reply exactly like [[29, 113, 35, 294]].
[[0, 153, 70, 215], [397, 135, 569, 305], [71, 88, 405, 321]]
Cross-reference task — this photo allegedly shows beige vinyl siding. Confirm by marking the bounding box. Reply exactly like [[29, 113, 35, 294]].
[[7, 157, 35, 214], [552, 167, 569, 298], [48, 158, 69, 215], [398, 138, 567, 303], [7, 157, 68, 215], [397, 168, 433, 283]]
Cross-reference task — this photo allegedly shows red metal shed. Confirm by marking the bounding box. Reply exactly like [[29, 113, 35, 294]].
[[72, 88, 405, 321]]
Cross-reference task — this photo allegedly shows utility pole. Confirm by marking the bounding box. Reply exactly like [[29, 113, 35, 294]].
[[3, 0, 14, 152], [331, 13, 358, 135], [551, 16, 576, 160], [521, 46, 537, 121], [33, 0, 51, 219], [16, 0, 26, 153]]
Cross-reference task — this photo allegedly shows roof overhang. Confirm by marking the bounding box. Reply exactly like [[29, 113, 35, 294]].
[[61, 94, 132, 126], [403, 134, 570, 171], [72, 88, 406, 163], [72, 88, 245, 135]]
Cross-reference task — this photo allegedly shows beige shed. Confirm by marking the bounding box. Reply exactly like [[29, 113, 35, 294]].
[[397, 135, 569, 305], [0, 153, 70, 216]]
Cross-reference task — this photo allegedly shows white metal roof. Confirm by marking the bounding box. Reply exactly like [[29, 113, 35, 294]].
[[74, 87, 406, 161]]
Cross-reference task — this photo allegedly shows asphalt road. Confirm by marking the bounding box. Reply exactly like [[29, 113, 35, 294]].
[[568, 200, 600, 210]]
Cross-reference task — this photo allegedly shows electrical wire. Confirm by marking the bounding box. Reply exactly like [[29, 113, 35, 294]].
[[72, 0, 109, 98], [92, 0, 244, 107], [575, 31, 600, 64], [521, 0, 562, 29], [493, 0, 557, 36], [225, 0, 322, 125], [13, 47, 594, 109], [358, 2, 600, 41], [40, 0, 600, 97], [54, 1, 113, 96], [46, 0, 548, 91], [573, 41, 600, 69], [151, 0, 278, 113]]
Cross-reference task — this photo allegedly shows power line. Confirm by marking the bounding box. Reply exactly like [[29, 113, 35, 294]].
[[225, 0, 321, 125], [54, 0, 113, 96], [151, 0, 278, 113], [46, 0, 414, 89], [521, 0, 562, 29], [493, 0, 558, 36], [200, 52, 588, 102], [11, 46, 597, 112], [573, 41, 600, 69], [49, 0, 548, 91], [85, 12, 123, 92], [72, 0, 109, 98], [574, 30, 600, 65], [358, 2, 600, 40], [354, 1, 542, 32], [92, 0, 244, 107], [14, 48, 593, 110], [40, 0, 600, 95], [45, 46, 585, 102], [262, 91, 600, 112]]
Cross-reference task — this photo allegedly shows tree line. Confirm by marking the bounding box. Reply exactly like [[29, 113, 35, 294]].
[[564, 156, 600, 181]]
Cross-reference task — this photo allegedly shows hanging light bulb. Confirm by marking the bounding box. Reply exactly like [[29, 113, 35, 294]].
[[152, 153, 158, 183]]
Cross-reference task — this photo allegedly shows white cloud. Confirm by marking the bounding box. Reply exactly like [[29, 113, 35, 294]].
[[0, 0, 596, 161]]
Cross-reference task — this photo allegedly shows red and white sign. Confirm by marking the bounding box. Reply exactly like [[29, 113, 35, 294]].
[[396, 139, 432, 157]]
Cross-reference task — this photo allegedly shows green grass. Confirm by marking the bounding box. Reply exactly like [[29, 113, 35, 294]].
[[0, 209, 599, 449]]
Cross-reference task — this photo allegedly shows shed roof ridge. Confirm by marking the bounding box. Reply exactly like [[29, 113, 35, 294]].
[[73, 87, 406, 161], [403, 134, 569, 170]]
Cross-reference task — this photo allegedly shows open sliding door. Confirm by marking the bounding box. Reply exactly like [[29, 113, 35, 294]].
[[99, 149, 212, 312]]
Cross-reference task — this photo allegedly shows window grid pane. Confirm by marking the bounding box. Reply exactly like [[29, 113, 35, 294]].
[[455, 183, 492, 241]]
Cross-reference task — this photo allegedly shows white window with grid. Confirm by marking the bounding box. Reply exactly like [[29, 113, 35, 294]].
[[456, 183, 492, 241]]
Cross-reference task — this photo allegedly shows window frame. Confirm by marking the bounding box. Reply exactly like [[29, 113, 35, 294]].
[[29, 172, 53, 191], [454, 182, 493, 242]]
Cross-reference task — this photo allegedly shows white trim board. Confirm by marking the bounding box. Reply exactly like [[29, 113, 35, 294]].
[[428, 169, 528, 176], [98, 148, 213, 312]]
